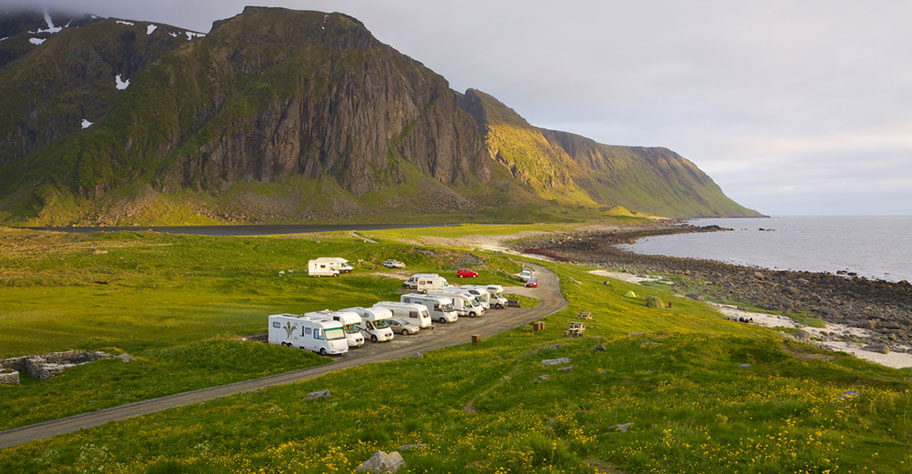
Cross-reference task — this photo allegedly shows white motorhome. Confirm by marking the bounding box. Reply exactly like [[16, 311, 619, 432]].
[[341, 306, 395, 343], [305, 310, 365, 348], [464, 284, 508, 309], [454, 286, 491, 310], [428, 289, 485, 318], [399, 294, 457, 324], [308, 257, 354, 277], [267, 314, 349, 355], [388, 297, 449, 325], [403, 273, 450, 291]]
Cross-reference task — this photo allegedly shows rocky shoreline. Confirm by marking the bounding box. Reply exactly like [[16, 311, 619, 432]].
[[518, 224, 912, 353]]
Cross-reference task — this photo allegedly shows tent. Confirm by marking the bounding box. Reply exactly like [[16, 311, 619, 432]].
[[624, 290, 638, 298], [645, 296, 666, 308]]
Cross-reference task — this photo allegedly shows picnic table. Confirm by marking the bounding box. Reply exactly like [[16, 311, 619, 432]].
[[564, 321, 586, 337], [577, 311, 593, 320]]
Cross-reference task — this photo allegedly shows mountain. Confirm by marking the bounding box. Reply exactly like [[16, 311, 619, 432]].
[[0, 7, 759, 225]]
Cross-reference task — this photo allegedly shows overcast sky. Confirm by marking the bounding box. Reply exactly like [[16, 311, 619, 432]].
[[14, 0, 912, 215]]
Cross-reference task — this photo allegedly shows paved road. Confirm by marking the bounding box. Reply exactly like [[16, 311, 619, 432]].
[[0, 262, 565, 450]]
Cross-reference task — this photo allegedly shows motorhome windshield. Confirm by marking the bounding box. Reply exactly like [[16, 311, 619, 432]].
[[325, 327, 345, 340], [373, 319, 390, 329], [473, 297, 484, 305], [494, 292, 504, 299], [343, 325, 360, 334], [441, 303, 455, 312], [469, 298, 480, 307]]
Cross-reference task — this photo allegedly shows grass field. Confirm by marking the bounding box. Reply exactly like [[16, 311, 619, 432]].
[[0, 227, 524, 429], [1, 227, 910, 473]]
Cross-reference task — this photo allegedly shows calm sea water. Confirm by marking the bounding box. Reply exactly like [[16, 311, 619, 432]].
[[618, 216, 912, 282]]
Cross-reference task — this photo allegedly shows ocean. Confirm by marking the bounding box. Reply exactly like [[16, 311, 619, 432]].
[[618, 216, 912, 282]]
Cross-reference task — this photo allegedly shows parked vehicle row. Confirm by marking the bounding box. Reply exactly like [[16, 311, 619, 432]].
[[268, 275, 517, 355]]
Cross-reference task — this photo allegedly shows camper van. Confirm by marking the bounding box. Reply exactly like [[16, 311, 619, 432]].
[[341, 306, 395, 343], [308, 258, 354, 277], [267, 314, 349, 355], [305, 310, 365, 348], [428, 289, 485, 318], [453, 286, 491, 310], [463, 284, 508, 309], [402, 273, 450, 292], [395, 296, 454, 325]]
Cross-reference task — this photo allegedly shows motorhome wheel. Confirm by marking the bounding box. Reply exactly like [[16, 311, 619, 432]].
[[319, 348, 327, 356], [470, 312, 477, 317], [438, 317, 446, 324]]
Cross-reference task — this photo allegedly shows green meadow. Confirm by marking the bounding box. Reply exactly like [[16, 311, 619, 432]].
[[1, 226, 910, 473]]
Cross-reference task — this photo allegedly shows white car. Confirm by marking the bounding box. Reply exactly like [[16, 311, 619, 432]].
[[383, 259, 406, 268], [519, 270, 533, 282]]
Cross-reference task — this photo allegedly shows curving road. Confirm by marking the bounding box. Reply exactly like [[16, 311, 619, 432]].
[[0, 262, 565, 450]]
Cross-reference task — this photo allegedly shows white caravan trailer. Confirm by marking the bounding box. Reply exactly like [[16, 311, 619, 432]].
[[382, 299, 440, 326], [399, 294, 457, 324], [453, 286, 491, 310], [305, 310, 365, 348], [463, 284, 508, 309], [403, 273, 450, 291], [308, 257, 354, 277], [267, 314, 349, 355], [428, 289, 485, 318], [341, 306, 395, 343]]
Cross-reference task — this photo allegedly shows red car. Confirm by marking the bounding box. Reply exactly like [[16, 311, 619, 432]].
[[457, 268, 478, 278], [525, 278, 538, 288]]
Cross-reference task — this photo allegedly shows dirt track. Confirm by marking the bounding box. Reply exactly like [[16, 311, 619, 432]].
[[0, 262, 565, 450]]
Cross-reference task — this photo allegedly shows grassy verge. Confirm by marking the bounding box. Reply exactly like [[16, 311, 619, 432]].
[[1, 234, 909, 473]]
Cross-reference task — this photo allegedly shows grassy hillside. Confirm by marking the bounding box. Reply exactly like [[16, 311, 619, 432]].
[[0, 226, 909, 473]]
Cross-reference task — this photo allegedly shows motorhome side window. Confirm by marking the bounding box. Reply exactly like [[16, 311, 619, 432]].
[[403, 298, 410, 303], [305, 327, 312, 335], [409, 311, 417, 318], [315, 329, 323, 340], [272, 322, 280, 328], [433, 304, 440, 310]]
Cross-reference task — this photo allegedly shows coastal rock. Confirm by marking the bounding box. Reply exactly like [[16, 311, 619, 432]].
[[863, 343, 890, 354], [793, 331, 811, 342]]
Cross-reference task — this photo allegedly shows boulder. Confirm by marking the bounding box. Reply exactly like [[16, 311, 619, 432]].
[[303, 389, 332, 400], [356, 450, 406, 473], [0, 369, 19, 385], [793, 330, 811, 342], [541, 357, 571, 366], [863, 343, 890, 354]]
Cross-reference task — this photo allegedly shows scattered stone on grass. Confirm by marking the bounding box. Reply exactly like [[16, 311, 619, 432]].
[[412, 352, 423, 359], [541, 357, 571, 366], [609, 422, 634, 433], [598, 369, 607, 374], [640, 342, 662, 347], [558, 366, 573, 371], [593, 344, 608, 352], [356, 450, 405, 473], [0, 368, 19, 385], [838, 390, 860, 400], [627, 332, 645, 337], [303, 389, 331, 400], [93, 249, 108, 255], [397, 444, 425, 451], [535, 374, 551, 382], [116, 353, 136, 362], [549, 344, 563, 350], [738, 363, 752, 368]]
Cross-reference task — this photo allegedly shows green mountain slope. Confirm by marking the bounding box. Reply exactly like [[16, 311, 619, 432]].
[[460, 89, 760, 217], [0, 7, 759, 224]]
